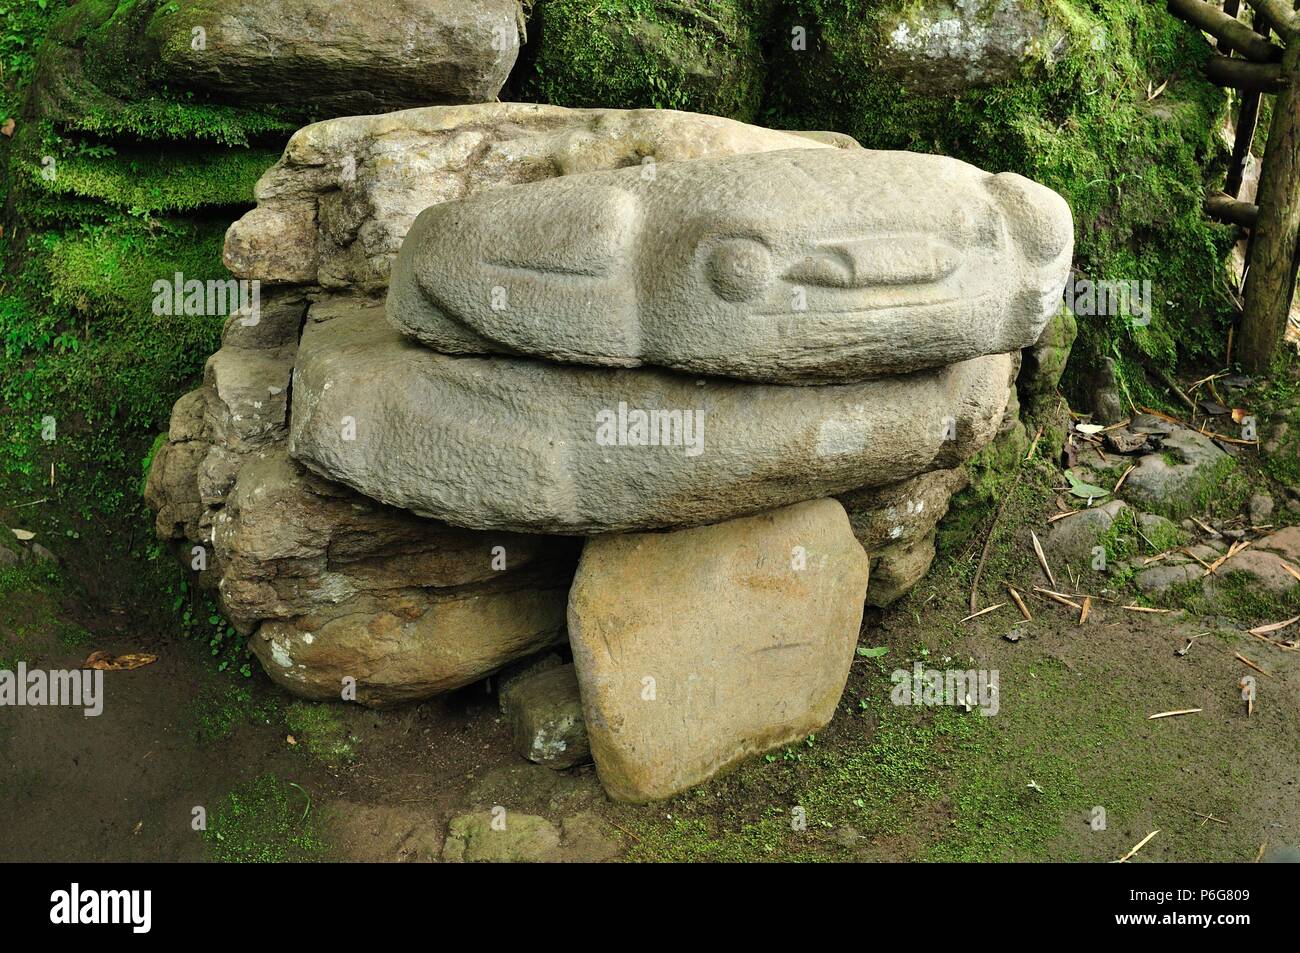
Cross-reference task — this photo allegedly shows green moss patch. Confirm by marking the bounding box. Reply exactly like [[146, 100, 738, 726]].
[[203, 773, 326, 863], [523, 0, 774, 121]]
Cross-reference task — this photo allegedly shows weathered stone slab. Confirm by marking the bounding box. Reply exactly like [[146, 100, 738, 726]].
[[388, 147, 1072, 383], [838, 468, 968, 605], [249, 562, 572, 707], [288, 305, 1013, 533], [146, 0, 521, 115], [225, 104, 844, 292], [567, 499, 869, 802]]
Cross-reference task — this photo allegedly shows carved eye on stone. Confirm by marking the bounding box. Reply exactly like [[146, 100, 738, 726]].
[[705, 238, 774, 302]]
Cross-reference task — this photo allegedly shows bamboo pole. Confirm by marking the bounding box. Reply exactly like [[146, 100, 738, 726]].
[[1239, 28, 1300, 370], [1169, 0, 1282, 61], [1206, 55, 1286, 91]]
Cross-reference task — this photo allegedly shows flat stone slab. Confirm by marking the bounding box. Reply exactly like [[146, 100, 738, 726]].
[[388, 146, 1072, 383], [147, 0, 521, 115], [567, 499, 869, 802], [224, 103, 841, 291], [288, 305, 1013, 533]]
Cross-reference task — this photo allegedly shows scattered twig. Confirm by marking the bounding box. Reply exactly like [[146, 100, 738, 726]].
[[1124, 605, 1174, 614], [1031, 531, 1056, 588], [959, 603, 1005, 624], [1114, 464, 1137, 493], [1235, 652, 1273, 678], [1248, 614, 1300, 636], [1007, 585, 1032, 621], [1034, 587, 1083, 611], [1148, 708, 1202, 720], [1025, 425, 1044, 461], [1115, 830, 1160, 863], [1079, 596, 1092, 625], [1048, 509, 1082, 523], [968, 469, 1025, 614]]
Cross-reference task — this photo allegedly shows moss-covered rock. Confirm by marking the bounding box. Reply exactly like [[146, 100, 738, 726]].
[[766, 0, 1235, 412], [1018, 305, 1077, 420], [522, 0, 774, 121], [855, 0, 1069, 95]]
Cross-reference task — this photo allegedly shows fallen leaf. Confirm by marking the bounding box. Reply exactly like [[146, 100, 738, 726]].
[[11, 528, 35, 541], [286, 735, 298, 746], [84, 651, 158, 671], [1065, 469, 1110, 500], [1075, 423, 1105, 436], [855, 646, 888, 658], [0, 118, 14, 137]]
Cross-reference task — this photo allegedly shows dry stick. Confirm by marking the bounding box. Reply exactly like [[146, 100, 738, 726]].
[[1079, 595, 1092, 625], [1115, 830, 1160, 863], [1031, 531, 1056, 589], [1169, 0, 1284, 60], [1191, 515, 1221, 537], [1035, 587, 1083, 611], [1025, 425, 1044, 462], [959, 603, 1005, 624], [1235, 652, 1274, 677], [1007, 585, 1032, 621], [1150, 363, 1199, 414], [1114, 463, 1137, 493], [968, 468, 1026, 615], [1148, 708, 1203, 719], [1249, 613, 1300, 635]]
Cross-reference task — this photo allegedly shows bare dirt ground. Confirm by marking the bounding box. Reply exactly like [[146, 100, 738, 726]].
[[3, 510, 1296, 863]]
